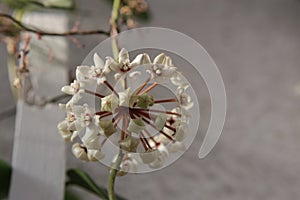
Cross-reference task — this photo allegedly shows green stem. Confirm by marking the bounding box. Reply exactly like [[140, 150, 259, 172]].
[[110, 0, 121, 60], [108, 150, 124, 200]]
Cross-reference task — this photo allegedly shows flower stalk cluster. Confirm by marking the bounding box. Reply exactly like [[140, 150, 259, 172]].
[[58, 48, 193, 174]]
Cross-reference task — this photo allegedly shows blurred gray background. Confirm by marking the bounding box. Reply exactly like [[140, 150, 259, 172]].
[[1, 0, 300, 199]]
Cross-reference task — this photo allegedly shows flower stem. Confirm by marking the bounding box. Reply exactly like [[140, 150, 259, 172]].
[[104, 80, 119, 97], [134, 78, 150, 95], [154, 98, 177, 104], [110, 0, 121, 60], [108, 150, 124, 200], [141, 117, 176, 142], [140, 82, 158, 95], [84, 89, 105, 98]]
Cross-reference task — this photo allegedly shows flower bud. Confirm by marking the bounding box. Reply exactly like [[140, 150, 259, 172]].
[[87, 149, 105, 161], [135, 93, 154, 109], [154, 114, 167, 131], [120, 6, 132, 17], [101, 94, 118, 112], [126, 18, 136, 29], [128, 118, 145, 133], [57, 121, 72, 142], [99, 120, 117, 137], [168, 141, 186, 153], [140, 149, 159, 164], [119, 137, 140, 152], [72, 143, 89, 161]]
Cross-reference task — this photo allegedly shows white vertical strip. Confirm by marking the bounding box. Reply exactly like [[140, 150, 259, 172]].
[[9, 12, 69, 200], [9, 102, 66, 200]]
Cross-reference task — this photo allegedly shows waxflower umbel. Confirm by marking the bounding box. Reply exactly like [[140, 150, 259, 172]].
[[58, 48, 193, 174]]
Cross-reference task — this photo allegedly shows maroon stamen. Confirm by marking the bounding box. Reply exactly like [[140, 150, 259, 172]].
[[104, 80, 119, 97], [140, 82, 158, 95], [84, 89, 105, 98], [141, 132, 152, 149], [154, 98, 177, 104], [139, 134, 148, 150], [140, 117, 175, 142], [144, 129, 160, 146]]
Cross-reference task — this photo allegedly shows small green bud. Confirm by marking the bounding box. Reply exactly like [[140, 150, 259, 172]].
[[154, 114, 167, 131], [101, 94, 118, 112], [99, 120, 117, 137], [119, 137, 140, 152], [128, 118, 145, 133], [135, 93, 154, 109], [140, 149, 159, 164]]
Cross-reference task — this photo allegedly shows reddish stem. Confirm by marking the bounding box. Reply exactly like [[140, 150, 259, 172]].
[[139, 134, 148, 150], [141, 132, 152, 149], [140, 117, 175, 142], [84, 89, 105, 98], [104, 80, 119, 97], [140, 82, 158, 95], [154, 98, 177, 104], [144, 129, 160, 146], [134, 108, 181, 117], [134, 78, 150, 95], [135, 109, 177, 133]]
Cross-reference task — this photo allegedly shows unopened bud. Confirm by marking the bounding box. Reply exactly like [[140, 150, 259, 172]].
[[72, 143, 89, 161]]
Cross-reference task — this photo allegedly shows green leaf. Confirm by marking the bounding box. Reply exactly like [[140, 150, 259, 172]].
[[0, 160, 12, 199], [42, 0, 75, 10], [66, 169, 127, 200], [133, 9, 151, 21], [64, 188, 81, 200]]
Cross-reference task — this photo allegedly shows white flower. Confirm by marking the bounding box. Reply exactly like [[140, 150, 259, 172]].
[[59, 49, 195, 171], [171, 72, 186, 87], [176, 88, 194, 110], [128, 71, 142, 80], [76, 53, 110, 85], [73, 104, 99, 129], [174, 122, 188, 142], [158, 121, 188, 144], [72, 143, 89, 161], [167, 141, 186, 153], [148, 144, 169, 169], [107, 48, 145, 80], [163, 107, 189, 129], [87, 149, 105, 161], [120, 154, 139, 173], [61, 80, 84, 105], [118, 88, 132, 107], [58, 103, 80, 141], [82, 128, 102, 149], [140, 149, 159, 164], [146, 53, 176, 81], [57, 121, 74, 142], [112, 153, 139, 176], [101, 94, 118, 112]]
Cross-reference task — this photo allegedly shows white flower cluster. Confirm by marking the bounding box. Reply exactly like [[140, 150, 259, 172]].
[[58, 48, 194, 173]]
